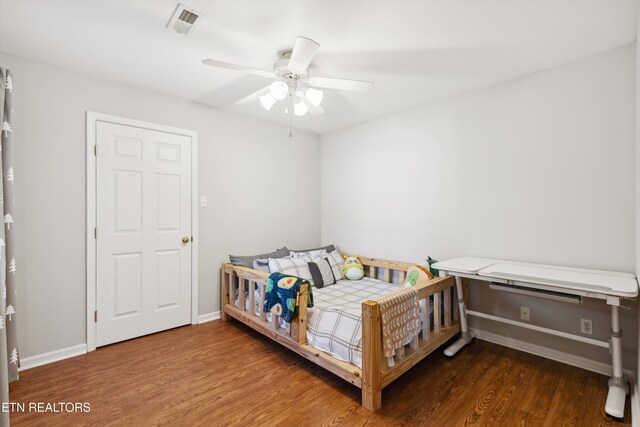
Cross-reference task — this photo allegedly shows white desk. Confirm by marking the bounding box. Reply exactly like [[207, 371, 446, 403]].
[[432, 257, 639, 419]]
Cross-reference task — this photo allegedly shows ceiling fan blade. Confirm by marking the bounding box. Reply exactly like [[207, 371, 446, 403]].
[[235, 86, 271, 105], [288, 37, 320, 74], [202, 59, 275, 78], [307, 102, 325, 117], [308, 76, 374, 92]]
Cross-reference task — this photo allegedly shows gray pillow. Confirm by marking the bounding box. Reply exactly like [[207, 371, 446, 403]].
[[290, 244, 335, 253], [229, 247, 289, 268], [308, 259, 337, 289]]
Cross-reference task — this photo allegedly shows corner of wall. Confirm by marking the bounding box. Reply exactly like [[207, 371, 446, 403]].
[[634, 8, 640, 426], [636, 0, 640, 280]]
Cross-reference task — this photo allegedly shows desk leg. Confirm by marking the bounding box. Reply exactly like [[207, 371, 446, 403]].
[[605, 303, 628, 419], [444, 275, 473, 357]]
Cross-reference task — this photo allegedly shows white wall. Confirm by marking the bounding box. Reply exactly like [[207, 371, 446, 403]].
[[322, 45, 636, 367], [1, 41, 635, 369], [0, 52, 321, 359]]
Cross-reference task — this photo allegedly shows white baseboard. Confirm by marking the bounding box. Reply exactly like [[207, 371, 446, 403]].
[[19, 343, 87, 372], [198, 311, 220, 324], [471, 328, 634, 379], [17, 314, 220, 371]]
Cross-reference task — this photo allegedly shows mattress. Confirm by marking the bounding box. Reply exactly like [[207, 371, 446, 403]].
[[235, 276, 429, 369], [306, 277, 403, 369]]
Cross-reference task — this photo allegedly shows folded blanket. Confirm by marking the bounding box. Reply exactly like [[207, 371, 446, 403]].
[[263, 273, 314, 323], [375, 287, 420, 367]]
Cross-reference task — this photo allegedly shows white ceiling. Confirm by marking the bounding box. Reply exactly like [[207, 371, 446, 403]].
[[0, 0, 638, 134]]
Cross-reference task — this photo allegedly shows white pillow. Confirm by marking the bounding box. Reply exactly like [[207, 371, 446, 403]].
[[268, 257, 315, 286], [289, 249, 327, 261], [312, 250, 344, 281], [252, 258, 270, 273]]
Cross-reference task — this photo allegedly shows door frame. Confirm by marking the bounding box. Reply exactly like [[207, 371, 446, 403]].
[[86, 111, 199, 352]]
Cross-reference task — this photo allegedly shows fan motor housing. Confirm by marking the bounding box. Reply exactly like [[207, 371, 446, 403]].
[[273, 51, 308, 81]]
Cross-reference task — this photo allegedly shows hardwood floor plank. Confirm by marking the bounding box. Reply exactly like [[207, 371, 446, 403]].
[[480, 355, 530, 426], [9, 320, 631, 426]]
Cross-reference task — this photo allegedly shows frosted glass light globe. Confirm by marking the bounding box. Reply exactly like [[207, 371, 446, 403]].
[[293, 98, 308, 116], [270, 81, 289, 101], [259, 93, 277, 110], [304, 88, 324, 107]]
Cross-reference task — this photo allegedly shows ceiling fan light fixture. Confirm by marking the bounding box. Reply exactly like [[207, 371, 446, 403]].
[[293, 98, 308, 116], [259, 93, 277, 111], [202, 35, 375, 130], [304, 88, 324, 107], [270, 81, 289, 101]]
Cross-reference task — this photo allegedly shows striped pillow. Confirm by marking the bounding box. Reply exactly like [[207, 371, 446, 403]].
[[290, 249, 327, 261], [312, 250, 344, 281], [268, 257, 315, 286]]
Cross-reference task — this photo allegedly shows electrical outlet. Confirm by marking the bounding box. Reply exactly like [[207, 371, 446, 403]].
[[580, 319, 593, 335], [520, 306, 530, 321]]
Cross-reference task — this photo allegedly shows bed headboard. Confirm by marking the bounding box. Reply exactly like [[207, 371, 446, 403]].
[[344, 255, 414, 285]]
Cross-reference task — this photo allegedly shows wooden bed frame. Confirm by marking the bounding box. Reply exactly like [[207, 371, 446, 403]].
[[220, 256, 461, 411]]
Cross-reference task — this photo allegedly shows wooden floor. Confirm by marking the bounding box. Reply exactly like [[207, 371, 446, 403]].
[[10, 320, 630, 426]]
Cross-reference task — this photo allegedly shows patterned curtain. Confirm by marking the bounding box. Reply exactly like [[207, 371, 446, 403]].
[[0, 68, 18, 427]]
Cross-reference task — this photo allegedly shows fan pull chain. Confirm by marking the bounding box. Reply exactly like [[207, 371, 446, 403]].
[[288, 91, 294, 138], [289, 103, 293, 138]]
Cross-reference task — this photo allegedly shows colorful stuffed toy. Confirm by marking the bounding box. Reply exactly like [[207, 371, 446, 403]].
[[343, 256, 364, 280], [403, 265, 433, 288], [419, 256, 439, 277]]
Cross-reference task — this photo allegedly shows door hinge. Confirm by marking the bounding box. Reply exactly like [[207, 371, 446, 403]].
[[94, 310, 97, 322], [94, 145, 97, 156], [94, 227, 97, 239]]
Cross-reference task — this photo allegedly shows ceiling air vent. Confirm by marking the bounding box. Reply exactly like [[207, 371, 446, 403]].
[[167, 3, 202, 34]]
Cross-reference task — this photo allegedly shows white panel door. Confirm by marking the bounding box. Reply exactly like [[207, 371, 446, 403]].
[[96, 122, 192, 347]]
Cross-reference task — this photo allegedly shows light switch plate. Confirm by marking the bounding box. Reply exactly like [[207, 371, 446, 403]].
[[200, 196, 208, 208]]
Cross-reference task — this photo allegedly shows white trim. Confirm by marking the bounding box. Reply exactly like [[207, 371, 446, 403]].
[[190, 123, 199, 325], [86, 112, 97, 351], [19, 344, 87, 371], [86, 112, 199, 352], [198, 311, 221, 324], [471, 328, 635, 378]]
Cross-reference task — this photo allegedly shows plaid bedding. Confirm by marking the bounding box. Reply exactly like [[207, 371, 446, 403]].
[[306, 277, 402, 369]]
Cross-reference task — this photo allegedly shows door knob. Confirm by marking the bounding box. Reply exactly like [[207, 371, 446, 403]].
[[182, 236, 191, 244]]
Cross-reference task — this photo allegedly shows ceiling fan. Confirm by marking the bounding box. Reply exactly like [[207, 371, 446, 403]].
[[202, 36, 375, 118]]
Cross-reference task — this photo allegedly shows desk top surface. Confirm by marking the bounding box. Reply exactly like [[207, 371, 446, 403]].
[[432, 257, 638, 298]]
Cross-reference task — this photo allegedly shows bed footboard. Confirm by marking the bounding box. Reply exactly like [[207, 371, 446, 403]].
[[357, 258, 460, 411], [221, 263, 308, 344]]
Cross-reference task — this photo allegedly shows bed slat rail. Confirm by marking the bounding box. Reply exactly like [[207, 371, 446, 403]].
[[361, 275, 460, 411], [350, 255, 414, 285], [221, 264, 308, 344]]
